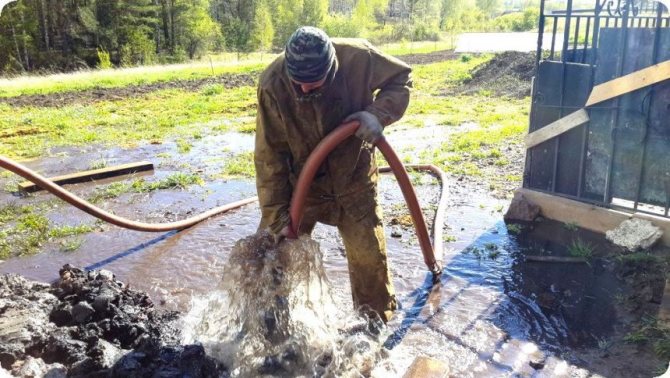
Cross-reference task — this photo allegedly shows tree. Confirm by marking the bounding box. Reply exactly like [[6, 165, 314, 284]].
[[176, 0, 221, 59], [250, 0, 274, 55], [476, 0, 501, 17]]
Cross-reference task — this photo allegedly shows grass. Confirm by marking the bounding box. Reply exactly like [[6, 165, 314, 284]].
[[89, 172, 203, 202], [0, 202, 96, 259], [90, 172, 203, 202], [0, 61, 264, 98], [563, 221, 579, 231], [624, 316, 670, 359], [411, 55, 492, 95], [0, 85, 257, 159], [379, 39, 456, 56], [568, 238, 594, 259], [219, 151, 256, 178], [506, 223, 523, 234]]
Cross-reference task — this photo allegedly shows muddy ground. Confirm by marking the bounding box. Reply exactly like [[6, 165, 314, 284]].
[[0, 265, 225, 377], [0, 73, 257, 108], [397, 50, 459, 65], [449, 51, 535, 99]]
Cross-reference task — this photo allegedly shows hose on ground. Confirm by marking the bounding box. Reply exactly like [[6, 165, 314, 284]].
[[288, 121, 446, 277], [0, 155, 258, 232]]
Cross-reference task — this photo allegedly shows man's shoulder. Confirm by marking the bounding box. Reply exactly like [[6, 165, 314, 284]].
[[258, 55, 287, 90], [332, 38, 375, 53]]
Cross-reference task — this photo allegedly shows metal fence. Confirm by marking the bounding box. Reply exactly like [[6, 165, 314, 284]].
[[525, 0, 670, 217]]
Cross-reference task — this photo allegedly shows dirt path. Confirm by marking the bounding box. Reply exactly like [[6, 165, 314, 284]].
[[0, 73, 257, 108]]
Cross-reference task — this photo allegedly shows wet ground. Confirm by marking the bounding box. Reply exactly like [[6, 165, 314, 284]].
[[0, 127, 667, 376]]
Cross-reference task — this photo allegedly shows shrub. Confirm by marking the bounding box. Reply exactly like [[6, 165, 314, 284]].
[[322, 14, 363, 38], [96, 48, 112, 69]]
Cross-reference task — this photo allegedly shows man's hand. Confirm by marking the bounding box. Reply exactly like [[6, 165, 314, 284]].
[[344, 111, 383, 143]]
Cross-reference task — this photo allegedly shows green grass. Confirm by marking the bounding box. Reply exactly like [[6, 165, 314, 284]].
[[0, 85, 257, 159], [563, 221, 579, 231], [0, 61, 264, 98], [0, 202, 97, 259], [378, 39, 456, 56], [506, 223, 523, 234], [48, 224, 95, 238], [411, 55, 492, 95], [89, 173, 204, 202], [617, 252, 661, 265], [219, 151, 256, 177], [568, 238, 594, 259], [624, 316, 670, 359]]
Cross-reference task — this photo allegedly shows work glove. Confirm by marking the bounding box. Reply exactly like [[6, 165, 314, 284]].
[[344, 111, 383, 144]]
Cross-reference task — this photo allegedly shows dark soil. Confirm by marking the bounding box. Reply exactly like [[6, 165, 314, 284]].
[[0, 73, 257, 108], [452, 51, 536, 99], [0, 265, 226, 377], [399, 50, 459, 65]]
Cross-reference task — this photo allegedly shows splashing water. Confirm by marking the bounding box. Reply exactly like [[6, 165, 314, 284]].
[[183, 232, 388, 377]]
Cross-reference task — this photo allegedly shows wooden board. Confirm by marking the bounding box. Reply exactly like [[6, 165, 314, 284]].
[[585, 59, 670, 107], [525, 109, 589, 149], [403, 356, 449, 378], [516, 188, 670, 247], [19, 161, 154, 193]]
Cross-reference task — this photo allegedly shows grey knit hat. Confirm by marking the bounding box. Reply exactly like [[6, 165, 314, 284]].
[[285, 26, 335, 83]]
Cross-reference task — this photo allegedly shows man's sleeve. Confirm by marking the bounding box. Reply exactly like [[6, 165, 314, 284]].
[[254, 88, 292, 234], [364, 45, 412, 127]]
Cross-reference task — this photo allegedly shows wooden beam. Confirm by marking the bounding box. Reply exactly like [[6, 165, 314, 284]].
[[585, 59, 670, 107], [516, 188, 670, 247], [525, 109, 589, 149], [403, 356, 449, 378], [516, 188, 632, 235], [19, 161, 154, 193]]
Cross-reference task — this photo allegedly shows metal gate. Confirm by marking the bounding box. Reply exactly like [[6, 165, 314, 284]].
[[525, 0, 670, 217]]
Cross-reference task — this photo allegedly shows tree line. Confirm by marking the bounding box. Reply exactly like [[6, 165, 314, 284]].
[[0, 0, 539, 73]]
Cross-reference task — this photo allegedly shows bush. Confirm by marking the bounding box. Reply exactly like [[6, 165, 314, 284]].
[[322, 14, 363, 38], [412, 23, 440, 41], [492, 8, 539, 32], [96, 48, 112, 69], [119, 30, 156, 66]]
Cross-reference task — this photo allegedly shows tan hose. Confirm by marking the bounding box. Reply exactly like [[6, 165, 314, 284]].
[[0, 155, 258, 232]]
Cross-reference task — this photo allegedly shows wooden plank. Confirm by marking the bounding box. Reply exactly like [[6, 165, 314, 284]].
[[516, 188, 632, 236], [585, 59, 670, 107], [19, 161, 154, 193], [403, 356, 449, 378], [524, 109, 589, 149]]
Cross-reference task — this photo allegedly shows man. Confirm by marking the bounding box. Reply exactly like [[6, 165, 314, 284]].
[[254, 26, 411, 322]]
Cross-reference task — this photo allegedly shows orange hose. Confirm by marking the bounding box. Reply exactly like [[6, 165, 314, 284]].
[[288, 122, 444, 276], [0, 155, 257, 232]]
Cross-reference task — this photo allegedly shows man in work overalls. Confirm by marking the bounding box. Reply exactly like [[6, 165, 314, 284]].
[[254, 26, 412, 322]]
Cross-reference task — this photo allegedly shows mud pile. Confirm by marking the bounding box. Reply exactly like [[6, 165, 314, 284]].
[[453, 51, 535, 98], [0, 265, 225, 377]]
